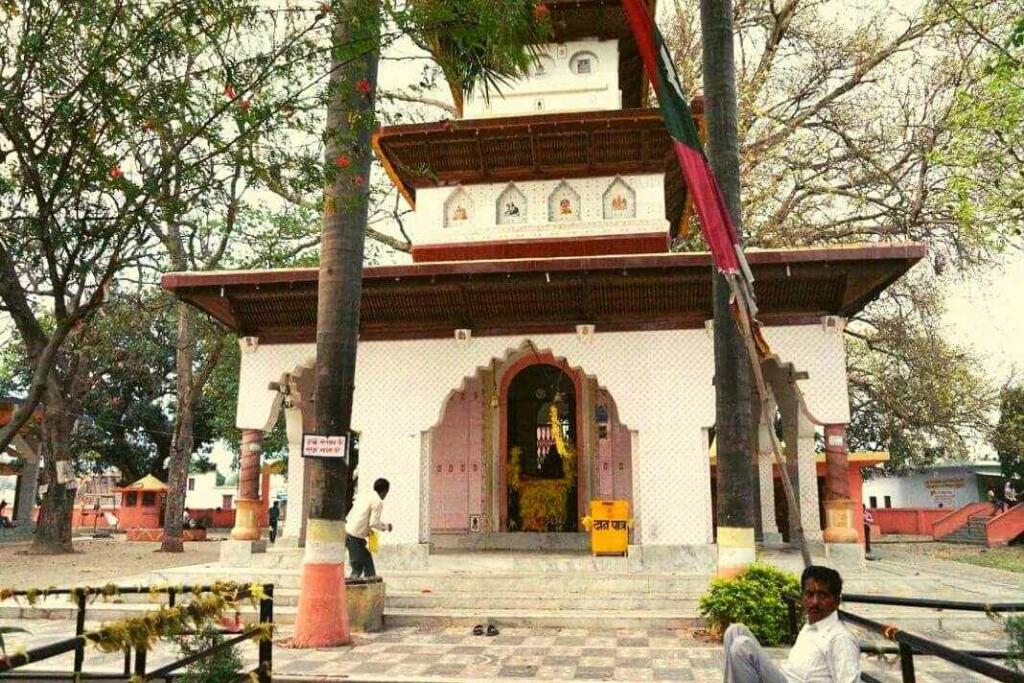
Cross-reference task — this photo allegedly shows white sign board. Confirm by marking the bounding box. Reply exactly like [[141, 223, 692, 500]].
[[302, 434, 347, 459]]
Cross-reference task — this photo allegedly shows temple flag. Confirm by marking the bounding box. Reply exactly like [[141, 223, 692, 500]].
[[621, 0, 746, 277]]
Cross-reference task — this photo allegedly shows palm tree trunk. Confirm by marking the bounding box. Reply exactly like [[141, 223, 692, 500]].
[[292, 0, 380, 648], [700, 0, 756, 574]]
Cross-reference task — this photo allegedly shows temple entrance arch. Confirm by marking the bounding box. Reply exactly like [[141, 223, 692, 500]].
[[425, 345, 635, 546]]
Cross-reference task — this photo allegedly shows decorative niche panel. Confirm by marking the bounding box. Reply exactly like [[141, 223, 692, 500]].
[[569, 51, 599, 75], [547, 180, 582, 223], [496, 184, 528, 225], [602, 177, 637, 220], [443, 187, 474, 228]]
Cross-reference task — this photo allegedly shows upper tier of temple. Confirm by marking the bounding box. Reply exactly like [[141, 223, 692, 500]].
[[374, 0, 684, 263]]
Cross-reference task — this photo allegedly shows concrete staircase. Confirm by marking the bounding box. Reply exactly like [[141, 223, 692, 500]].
[[942, 515, 991, 545]]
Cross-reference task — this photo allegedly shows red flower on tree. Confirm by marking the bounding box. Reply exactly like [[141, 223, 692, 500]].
[[533, 4, 550, 20], [355, 79, 372, 94], [317, 2, 330, 17], [240, 99, 251, 111], [224, 84, 236, 99], [334, 155, 351, 168], [109, 166, 122, 179], [353, 175, 365, 186]]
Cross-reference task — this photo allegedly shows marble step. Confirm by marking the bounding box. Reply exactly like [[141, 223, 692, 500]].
[[385, 591, 701, 612]]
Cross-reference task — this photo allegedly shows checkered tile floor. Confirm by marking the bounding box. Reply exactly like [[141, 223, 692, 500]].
[[4, 620, 1007, 682]]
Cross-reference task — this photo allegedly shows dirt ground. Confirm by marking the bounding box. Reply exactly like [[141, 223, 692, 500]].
[[0, 535, 223, 589]]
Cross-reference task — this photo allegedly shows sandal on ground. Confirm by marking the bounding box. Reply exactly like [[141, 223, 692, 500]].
[[472, 624, 484, 636], [486, 625, 499, 637]]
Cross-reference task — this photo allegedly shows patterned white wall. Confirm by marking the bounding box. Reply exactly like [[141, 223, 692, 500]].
[[235, 324, 849, 547], [409, 174, 668, 246], [463, 39, 621, 119]]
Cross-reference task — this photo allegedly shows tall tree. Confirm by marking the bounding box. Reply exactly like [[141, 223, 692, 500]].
[[0, 0, 325, 552], [291, 0, 383, 648], [994, 384, 1024, 482], [699, 0, 756, 570], [291, 0, 549, 647], [667, 0, 1016, 465]]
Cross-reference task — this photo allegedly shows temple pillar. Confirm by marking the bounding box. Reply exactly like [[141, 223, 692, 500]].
[[822, 424, 858, 544], [230, 429, 264, 541], [795, 411, 822, 543], [756, 420, 783, 546]]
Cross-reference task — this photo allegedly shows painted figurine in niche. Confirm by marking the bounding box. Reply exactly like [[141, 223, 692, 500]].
[[504, 202, 521, 218], [559, 198, 573, 215], [611, 194, 628, 211], [452, 205, 468, 221]]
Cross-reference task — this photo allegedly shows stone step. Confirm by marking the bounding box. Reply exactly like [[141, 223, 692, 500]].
[[385, 591, 701, 612], [147, 566, 716, 594], [381, 606, 701, 630]]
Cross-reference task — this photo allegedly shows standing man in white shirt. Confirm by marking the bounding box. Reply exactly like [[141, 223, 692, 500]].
[[346, 478, 392, 578], [722, 565, 861, 682]]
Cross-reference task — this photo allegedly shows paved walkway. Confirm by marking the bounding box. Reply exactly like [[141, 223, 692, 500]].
[[1, 619, 1010, 682]]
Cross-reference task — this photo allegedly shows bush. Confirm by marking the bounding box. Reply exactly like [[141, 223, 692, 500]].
[[699, 563, 802, 646], [1008, 615, 1024, 673], [175, 625, 244, 683]]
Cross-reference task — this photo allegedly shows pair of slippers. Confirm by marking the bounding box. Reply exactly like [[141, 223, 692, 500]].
[[472, 624, 499, 637]]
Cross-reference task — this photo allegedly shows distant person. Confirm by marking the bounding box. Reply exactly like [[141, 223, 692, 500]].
[[346, 478, 392, 579], [862, 505, 873, 554], [268, 501, 280, 544], [722, 565, 861, 683], [1006, 480, 1019, 511], [0, 500, 13, 528], [182, 509, 191, 528]]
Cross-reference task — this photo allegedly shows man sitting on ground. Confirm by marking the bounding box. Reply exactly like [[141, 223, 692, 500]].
[[723, 565, 861, 682]]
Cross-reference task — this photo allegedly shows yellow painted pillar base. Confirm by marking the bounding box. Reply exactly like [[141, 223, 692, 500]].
[[717, 526, 756, 577], [230, 498, 262, 541], [822, 498, 859, 543]]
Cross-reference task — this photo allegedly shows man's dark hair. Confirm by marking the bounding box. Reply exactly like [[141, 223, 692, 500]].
[[801, 565, 842, 599], [373, 478, 390, 496]]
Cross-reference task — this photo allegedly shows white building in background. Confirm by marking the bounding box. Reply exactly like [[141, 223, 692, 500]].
[[185, 470, 286, 511], [862, 462, 1003, 509]]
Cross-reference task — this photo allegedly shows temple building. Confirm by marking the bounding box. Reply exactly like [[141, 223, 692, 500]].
[[163, 0, 923, 571]]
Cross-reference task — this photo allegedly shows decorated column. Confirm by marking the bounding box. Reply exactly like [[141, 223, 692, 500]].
[[822, 424, 858, 543], [230, 429, 264, 541]]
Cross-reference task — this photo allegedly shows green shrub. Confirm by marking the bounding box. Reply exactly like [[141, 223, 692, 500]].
[[176, 625, 244, 683], [1008, 615, 1024, 672], [699, 563, 802, 646]]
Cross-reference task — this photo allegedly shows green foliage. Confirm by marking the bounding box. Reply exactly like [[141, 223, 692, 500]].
[[175, 625, 244, 683], [994, 385, 1024, 482], [699, 563, 801, 646], [1008, 615, 1024, 673], [397, 0, 551, 109], [845, 277, 996, 470]]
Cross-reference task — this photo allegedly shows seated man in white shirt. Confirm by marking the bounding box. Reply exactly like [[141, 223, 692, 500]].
[[723, 565, 861, 683], [346, 478, 392, 578]]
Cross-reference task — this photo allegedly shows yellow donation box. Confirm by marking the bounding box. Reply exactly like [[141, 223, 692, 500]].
[[581, 500, 631, 556]]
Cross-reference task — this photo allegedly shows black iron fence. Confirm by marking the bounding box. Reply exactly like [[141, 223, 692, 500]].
[[0, 582, 274, 681], [785, 593, 1024, 682]]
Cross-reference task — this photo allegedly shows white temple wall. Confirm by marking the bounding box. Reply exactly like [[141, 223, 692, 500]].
[[236, 324, 849, 548], [463, 39, 621, 119], [410, 173, 668, 245]]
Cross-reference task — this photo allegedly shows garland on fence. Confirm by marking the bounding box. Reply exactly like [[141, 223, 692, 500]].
[[0, 581, 273, 668]]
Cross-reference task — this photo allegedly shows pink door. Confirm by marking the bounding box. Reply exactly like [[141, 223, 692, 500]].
[[431, 378, 485, 532]]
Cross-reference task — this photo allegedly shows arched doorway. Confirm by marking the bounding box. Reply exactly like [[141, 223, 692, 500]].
[[501, 363, 581, 532]]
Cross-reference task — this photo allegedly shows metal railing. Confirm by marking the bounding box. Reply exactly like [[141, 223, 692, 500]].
[[785, 593, 1024, 682], [0, 582, 274, 681]]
